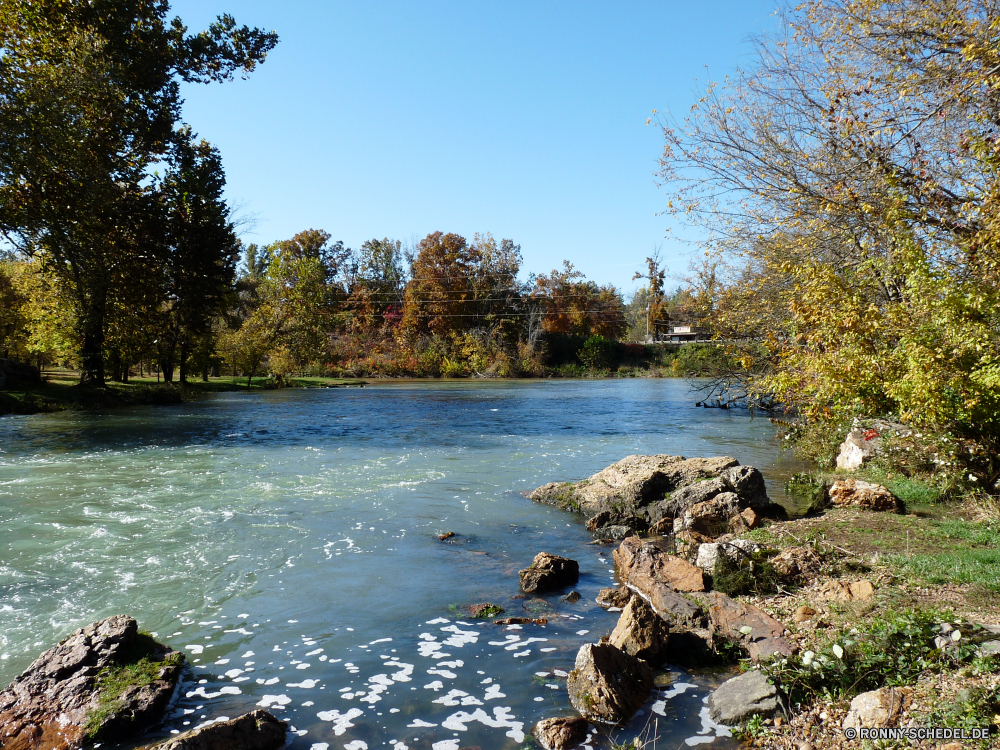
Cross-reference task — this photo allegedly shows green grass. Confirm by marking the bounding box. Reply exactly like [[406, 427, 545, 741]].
[[83, 631, 183, 739]]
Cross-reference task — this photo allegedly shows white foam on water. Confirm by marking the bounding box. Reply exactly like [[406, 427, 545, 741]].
[[219, 686, 241, 695], [539, 648, 557, 653], [257, 694, 291, 708], [185, 645, 204, 655], [309, 744, 329, 750], [344, 742, 367, 750], [306, 648, 324, 656], [407, 719, 437, 728], [423, 680, 444, 691], [483, 684, 506, 700], [241, 651, 254, 658], [316, 707, 363, 735], [431, 741, 459, 750], [287, 680, 319, 689], [426, 669, 456, 679], [437, 707, 524, 742], [433, 689, 482, 707], [426, 618, 450, 625], [512, 650, 530, 658], [296, 663, 311, 670], [436, 660, 463, 668]]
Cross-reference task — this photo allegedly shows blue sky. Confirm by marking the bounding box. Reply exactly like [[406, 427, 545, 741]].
[[170, 1, 779, 294]]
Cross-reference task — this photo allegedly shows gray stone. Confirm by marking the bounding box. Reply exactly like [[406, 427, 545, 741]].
[[532, 716, 590, 750], [708, 670, 781, 725], [567, 642, 653, 724], [144, 710, 287, 750], [695, 539, 761, 574], [842, 687, 912, 730]]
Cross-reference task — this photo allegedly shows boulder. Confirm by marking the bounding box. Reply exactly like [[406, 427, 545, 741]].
[[519, 552, 580, 593], [828, 479, 902, 512], [614, 537, 705, 593], [0, 358, 42, 390], [609, 597, 670, 662], [694, 539, 761, 575], [533, 716, 590, 750], [567, 643, 653, 724], [595, 587, 632, 610], [675, 492, 741, 537], [770, 546, 824, 581], [842, 687, 913, 730], [0, 615, 183, 750], [701, 591, 795, 661], [144, 710, 287, 750], [836, 420, 913, 471], [707, 670, 782, 725], [528, 455, 771, 520]]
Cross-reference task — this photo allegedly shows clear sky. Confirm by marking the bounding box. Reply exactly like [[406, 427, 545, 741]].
[[169, 1, 779, 295]]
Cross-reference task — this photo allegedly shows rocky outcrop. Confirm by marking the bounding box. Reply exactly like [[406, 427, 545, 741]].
[[842, 687, 913, 730], [701, 591, 795, 661], [0, 358, 41, 390], [519, 552, 580, 593], [0, 615, 183, 750], [528, 456, 772, 526], [609, 597, 670, 662], [674, 492, 741, 537], [614, 537, 705, 593], [828, 479, 902, 512], [532, 716, 590, 750], [707, 670, 783, 725], [567, 642, 653, 724], [144, 710, 287, 750]]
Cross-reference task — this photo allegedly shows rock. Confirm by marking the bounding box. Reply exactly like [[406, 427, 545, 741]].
[[596, 525, 633, 540], [614, 537, 705, 593], [528, 455, 768, 519], [609, 597, 670, 662], [438, 531, 456, 540], [519, 552, 580, 593], [828, 479, 902, 512], [694, 539, 761, 575], [814, 579, 875, 602], [0, 358, 42, 390], [532, 716, 590, 750], [674, 529, 713, 560], [675, 492, 741, 537], [648, 517, 674, 535], [702, 591, 795, 661], [144, 710, 287, 750], [563, 590, 581, 603], [707, 670, 782, 725], [495, 617, 548, 625], [793, 605, 817, 623], [567, 642, 653, 724], [0, 615, 183, 750], [596, 587, 632, 609], [835, 420, 910, 471], [740, 508, 761, 529], [770, 546, 824, 581], [842, 687, 913, 729], [469, 603, 505, 618]]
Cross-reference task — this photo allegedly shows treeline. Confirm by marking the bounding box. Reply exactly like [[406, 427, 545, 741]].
[[1, 228, 652, 381], [660, 0, 1000, 479]]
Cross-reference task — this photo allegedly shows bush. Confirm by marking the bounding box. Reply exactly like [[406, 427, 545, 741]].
[[711, 549, 779, 597], [577, 335, 616, 370]]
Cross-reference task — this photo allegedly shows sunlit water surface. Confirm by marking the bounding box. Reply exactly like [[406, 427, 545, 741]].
[[0, 380, 806, 750]]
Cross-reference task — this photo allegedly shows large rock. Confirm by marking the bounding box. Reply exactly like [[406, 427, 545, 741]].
[[528, 455, 771, 522], [144, 710, 287, 750], [0, 358, 42, 390], [532, 716, 590, 750], [0, 616, 183, 750], [519, 552, 580, 593], [567, 642, 653, 724], [674, 492, 741, 537], [707, 670, 782, 725], [701, 591, 794, 661], [609, 597, 670, 662], [842, 687, 913, 730], [828, 479, 902, 513], [596, 587, 632, 609], [613, 537, 705, 593]]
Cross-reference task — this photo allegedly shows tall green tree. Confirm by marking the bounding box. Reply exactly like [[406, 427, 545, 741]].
[[0, 2, 277, 383]]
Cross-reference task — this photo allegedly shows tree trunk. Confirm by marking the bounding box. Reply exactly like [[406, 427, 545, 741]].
[[79, 302, 106, 386], [159, 350, 175, 383], [179, 340, 188, 384]]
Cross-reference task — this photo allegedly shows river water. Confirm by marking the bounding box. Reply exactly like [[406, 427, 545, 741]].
[[0, 379, 804, 749]]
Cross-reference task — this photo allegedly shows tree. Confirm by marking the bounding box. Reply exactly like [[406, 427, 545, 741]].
[[401, 232, 478, 337], [530, 261, 626, 340], [0, 3, 277, 384], [155, 131, 239, 383], [657, 0, 1000, 447], [632, 253, 668, 340]]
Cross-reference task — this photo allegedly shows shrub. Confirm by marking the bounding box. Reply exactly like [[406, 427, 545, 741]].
[[577, 335, 616, 370]]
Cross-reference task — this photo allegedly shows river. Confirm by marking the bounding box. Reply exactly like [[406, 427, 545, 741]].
[[0, 379, 805, 749]]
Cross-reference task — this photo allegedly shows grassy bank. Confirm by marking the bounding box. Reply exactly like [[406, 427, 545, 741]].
[[0, 371, 368, 416]]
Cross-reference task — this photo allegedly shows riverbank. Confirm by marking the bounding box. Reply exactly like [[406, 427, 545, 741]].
[[0, 372, 368, 416]]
